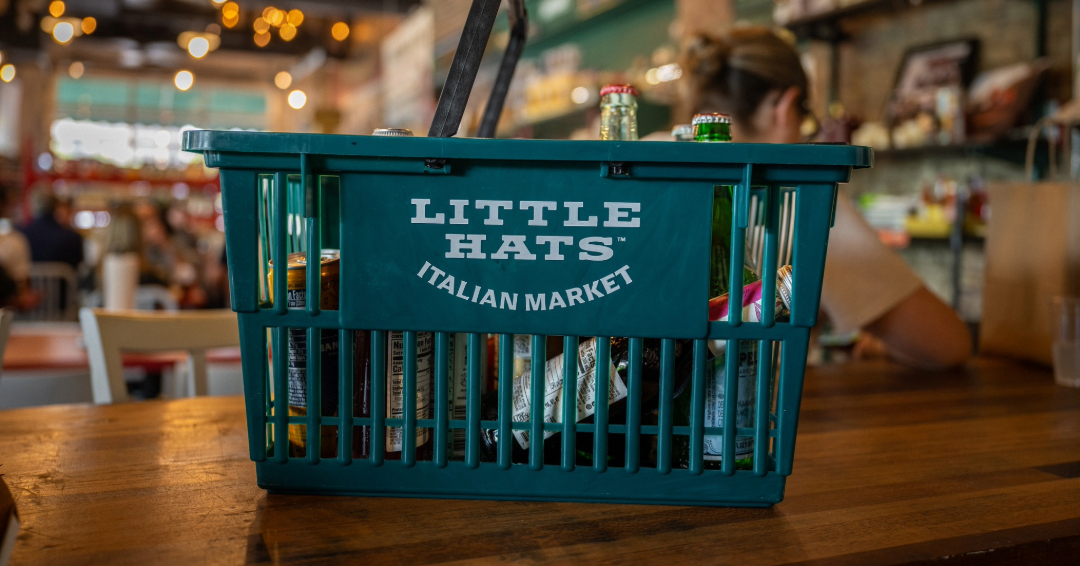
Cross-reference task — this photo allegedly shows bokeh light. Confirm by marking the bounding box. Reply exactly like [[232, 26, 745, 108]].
[[274, 71, 292, 90], [174, 70, 194, 91], [0, 65, 15, 83], [188, 36, 210, 58], [331, 22, 349, 41], [279, 23, 296, 41], [69, 61, 84, 79], [52, 21, 75, 44], [254, 32, 270, 47], [287, 90, 306, 109], [80, 17, 96, 35], [49, 1, 65, 18]]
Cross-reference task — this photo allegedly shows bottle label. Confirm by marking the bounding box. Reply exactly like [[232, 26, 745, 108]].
[[513, 334, 531, 382], [285, 287, 339, 415], [448, 333, 469, 457], [510, 338, 626, 449], [385, 331, 434, 452], [702, 341, 757, 461]]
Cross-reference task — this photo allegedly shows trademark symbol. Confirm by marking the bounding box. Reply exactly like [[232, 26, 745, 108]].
[[617, 237, 626, 242]]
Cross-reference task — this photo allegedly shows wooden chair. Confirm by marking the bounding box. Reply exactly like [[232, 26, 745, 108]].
[[21, 262, 79, 321], [78, 308, 240, 404]]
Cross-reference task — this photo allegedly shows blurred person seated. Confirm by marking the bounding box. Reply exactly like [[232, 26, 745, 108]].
[[678, 27, 971, 370], [22, 191, 84, 270], [0, 188, 36, 309], [141, 203, 206, 309]]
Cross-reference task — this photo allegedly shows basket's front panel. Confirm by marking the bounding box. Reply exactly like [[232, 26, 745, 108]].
[[338, 163, 712, 339], [194, 133, 867, 506]]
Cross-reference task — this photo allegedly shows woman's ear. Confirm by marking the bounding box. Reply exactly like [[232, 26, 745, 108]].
[[771, 87, 804, 144]]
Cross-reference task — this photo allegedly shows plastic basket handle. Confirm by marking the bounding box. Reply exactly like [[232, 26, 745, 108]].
[[428, 0, 528, 139]]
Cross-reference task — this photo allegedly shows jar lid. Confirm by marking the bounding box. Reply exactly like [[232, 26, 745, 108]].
[[270, 250, 340, 271], [372, 128, 414, 137], [671, 124, 694, 138], [691, 112, 731, 125], [600, 84, 638, 97]]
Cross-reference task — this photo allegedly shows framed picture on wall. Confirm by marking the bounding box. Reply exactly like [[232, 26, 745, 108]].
[[886, 38, 980, 147]]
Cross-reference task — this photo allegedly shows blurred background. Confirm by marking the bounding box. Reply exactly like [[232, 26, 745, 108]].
[[0, 0, 1072, 339]]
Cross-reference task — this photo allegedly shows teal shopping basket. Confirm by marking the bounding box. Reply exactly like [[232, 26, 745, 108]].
[[181, 0, 871, 507]]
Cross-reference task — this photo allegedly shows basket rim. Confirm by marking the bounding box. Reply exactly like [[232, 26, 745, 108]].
[[182, 130, 873, 169]]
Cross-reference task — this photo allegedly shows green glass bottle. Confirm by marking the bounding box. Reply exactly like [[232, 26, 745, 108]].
[[672, 112, 758, 471]]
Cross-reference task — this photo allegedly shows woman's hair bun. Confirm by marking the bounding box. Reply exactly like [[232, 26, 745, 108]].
[[682, 33, 730, 83]]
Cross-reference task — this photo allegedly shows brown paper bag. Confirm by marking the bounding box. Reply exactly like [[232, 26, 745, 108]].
[[981, 181, 1080, 365]]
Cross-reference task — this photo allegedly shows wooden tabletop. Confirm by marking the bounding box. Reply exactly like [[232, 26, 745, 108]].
[[2, 358, 1079, 565], [3, 322, 241, 371]]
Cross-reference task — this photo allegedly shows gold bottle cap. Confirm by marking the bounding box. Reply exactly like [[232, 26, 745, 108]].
[[776, 265, 794, 312]]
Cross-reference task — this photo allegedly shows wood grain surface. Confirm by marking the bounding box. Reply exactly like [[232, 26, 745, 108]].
[[1, 358, 1079, 565]]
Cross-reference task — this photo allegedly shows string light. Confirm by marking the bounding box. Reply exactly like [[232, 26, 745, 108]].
[[331, 22, 349, 41], [279, 23, 296, 41], [268, 9, 285, 27]]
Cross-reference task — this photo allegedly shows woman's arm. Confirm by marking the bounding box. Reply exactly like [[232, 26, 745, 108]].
[[864, 286, 973, 370]]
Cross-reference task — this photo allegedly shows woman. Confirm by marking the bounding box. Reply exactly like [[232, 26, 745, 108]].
[[680, 27, 971, 369]]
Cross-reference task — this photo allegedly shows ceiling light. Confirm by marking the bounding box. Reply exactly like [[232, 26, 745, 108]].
[[254, 32, 270, 47], [0, 65, 16, 83], [80, 17, 96, 35], [53, 21, 75, 44], [174, 70, 194, 91], [279, 23, 296, 41], [188, 36, 210, 58], [287, 9, 303, 26], [331, 22, 349, 41], [287, 90, 306, 109], [48, 1, 64, 18], [69, 61, 84, 79], [274, 71, 292, 90]]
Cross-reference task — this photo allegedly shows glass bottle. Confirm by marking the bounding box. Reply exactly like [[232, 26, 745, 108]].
[[268, 250, 341, 459], [369, 126, 436, 462], [672, 112, 758, 471], [599, 84, 639, 141]]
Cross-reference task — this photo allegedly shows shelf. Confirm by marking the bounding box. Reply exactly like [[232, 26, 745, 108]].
[[782, 0, 959, 41]]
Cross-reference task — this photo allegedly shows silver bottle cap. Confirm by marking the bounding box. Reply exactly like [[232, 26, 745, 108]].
[[372, 128, 414, 137]]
